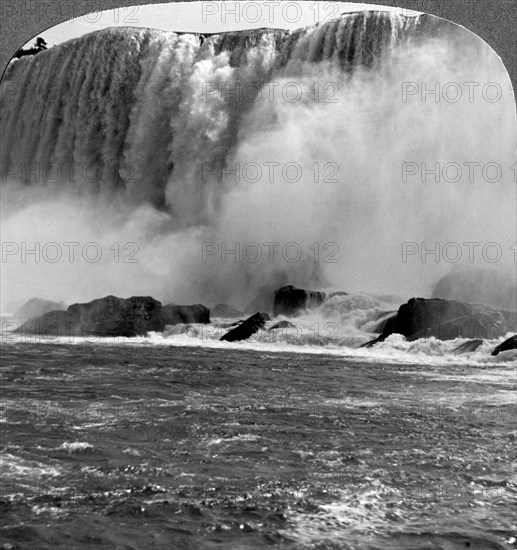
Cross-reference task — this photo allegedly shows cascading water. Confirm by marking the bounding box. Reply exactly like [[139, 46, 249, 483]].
[[0, 13, 424, 209], [0, 10, 515, 311]]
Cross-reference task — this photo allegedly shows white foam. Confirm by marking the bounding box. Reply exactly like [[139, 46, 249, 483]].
[[1, 453, 63, 479], [2, 291, 515, 368], [59, 441, 94, 452]]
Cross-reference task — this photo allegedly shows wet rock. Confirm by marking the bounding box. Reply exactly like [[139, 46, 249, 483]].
[[273, 285, 325, 317], [161, 304, 210, 325], [363, 298, 516, 346], [371, 311, 398, 334], [220, 312, 270, 342], [68, 296, 164, 336], [453, 339, 484, 354], [491, 335, 517, 356], [18, 296, 164, 337]]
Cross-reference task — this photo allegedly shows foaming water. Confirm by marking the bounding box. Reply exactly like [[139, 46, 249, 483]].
[[1, 341, 515, 549], [3, 291, 516, 367]]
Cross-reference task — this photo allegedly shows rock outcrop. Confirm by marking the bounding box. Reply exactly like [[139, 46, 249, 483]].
[[161, 304, 210, 325], [491, 335, 517, 356], [12, 298, 66, 322], [273, 285, 325, 317], [364, 298, 517, 346], [220, 312, 270, 342], [18, 296, 164, 337], [68, 296, 164, 336]]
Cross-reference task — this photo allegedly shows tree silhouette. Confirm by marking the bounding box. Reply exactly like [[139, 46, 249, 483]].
[[13, 37, 48, 59]]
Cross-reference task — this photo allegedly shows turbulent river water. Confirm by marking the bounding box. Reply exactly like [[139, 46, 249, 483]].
[[1, 339, 516, 550], [1, 7, 516, 549]]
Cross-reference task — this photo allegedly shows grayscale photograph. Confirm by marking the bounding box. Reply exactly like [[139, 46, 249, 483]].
[[0, 1, 516, 548]]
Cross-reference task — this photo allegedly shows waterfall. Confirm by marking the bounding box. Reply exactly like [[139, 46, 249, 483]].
[[0, 12, 428, 218], [0, 11, 514, 309]]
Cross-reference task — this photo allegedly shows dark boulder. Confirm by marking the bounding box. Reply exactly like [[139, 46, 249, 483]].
[[432, 269, 516, 311], [18, 296, 164, 337], [211, 303, 243, 318], [12, 298, 66, 322], [371, 311, 398, 334], [491, 335, 517, 356], [220, 312, 270, 342], [68, 296, 164, 336], [161, 304, 210, 325], [273, 285, 325, 317], [453, 339, 484, 354], [363, 298, 516, 346]]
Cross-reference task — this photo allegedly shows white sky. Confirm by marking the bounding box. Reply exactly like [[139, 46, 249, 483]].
[[33, 2, 420, 47]]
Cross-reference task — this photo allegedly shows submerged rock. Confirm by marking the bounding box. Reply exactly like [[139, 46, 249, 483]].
[[491, 335, 517, 356], [453, 339, 484, 354], [268, 320, 296, 331], [220, 312, 270, 342], [18, 296, 164, 337], [363, 298, 516, 346], [273, 285, 325, 317], [161, 304, 210, 325], [12, 298, 66, 322]]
